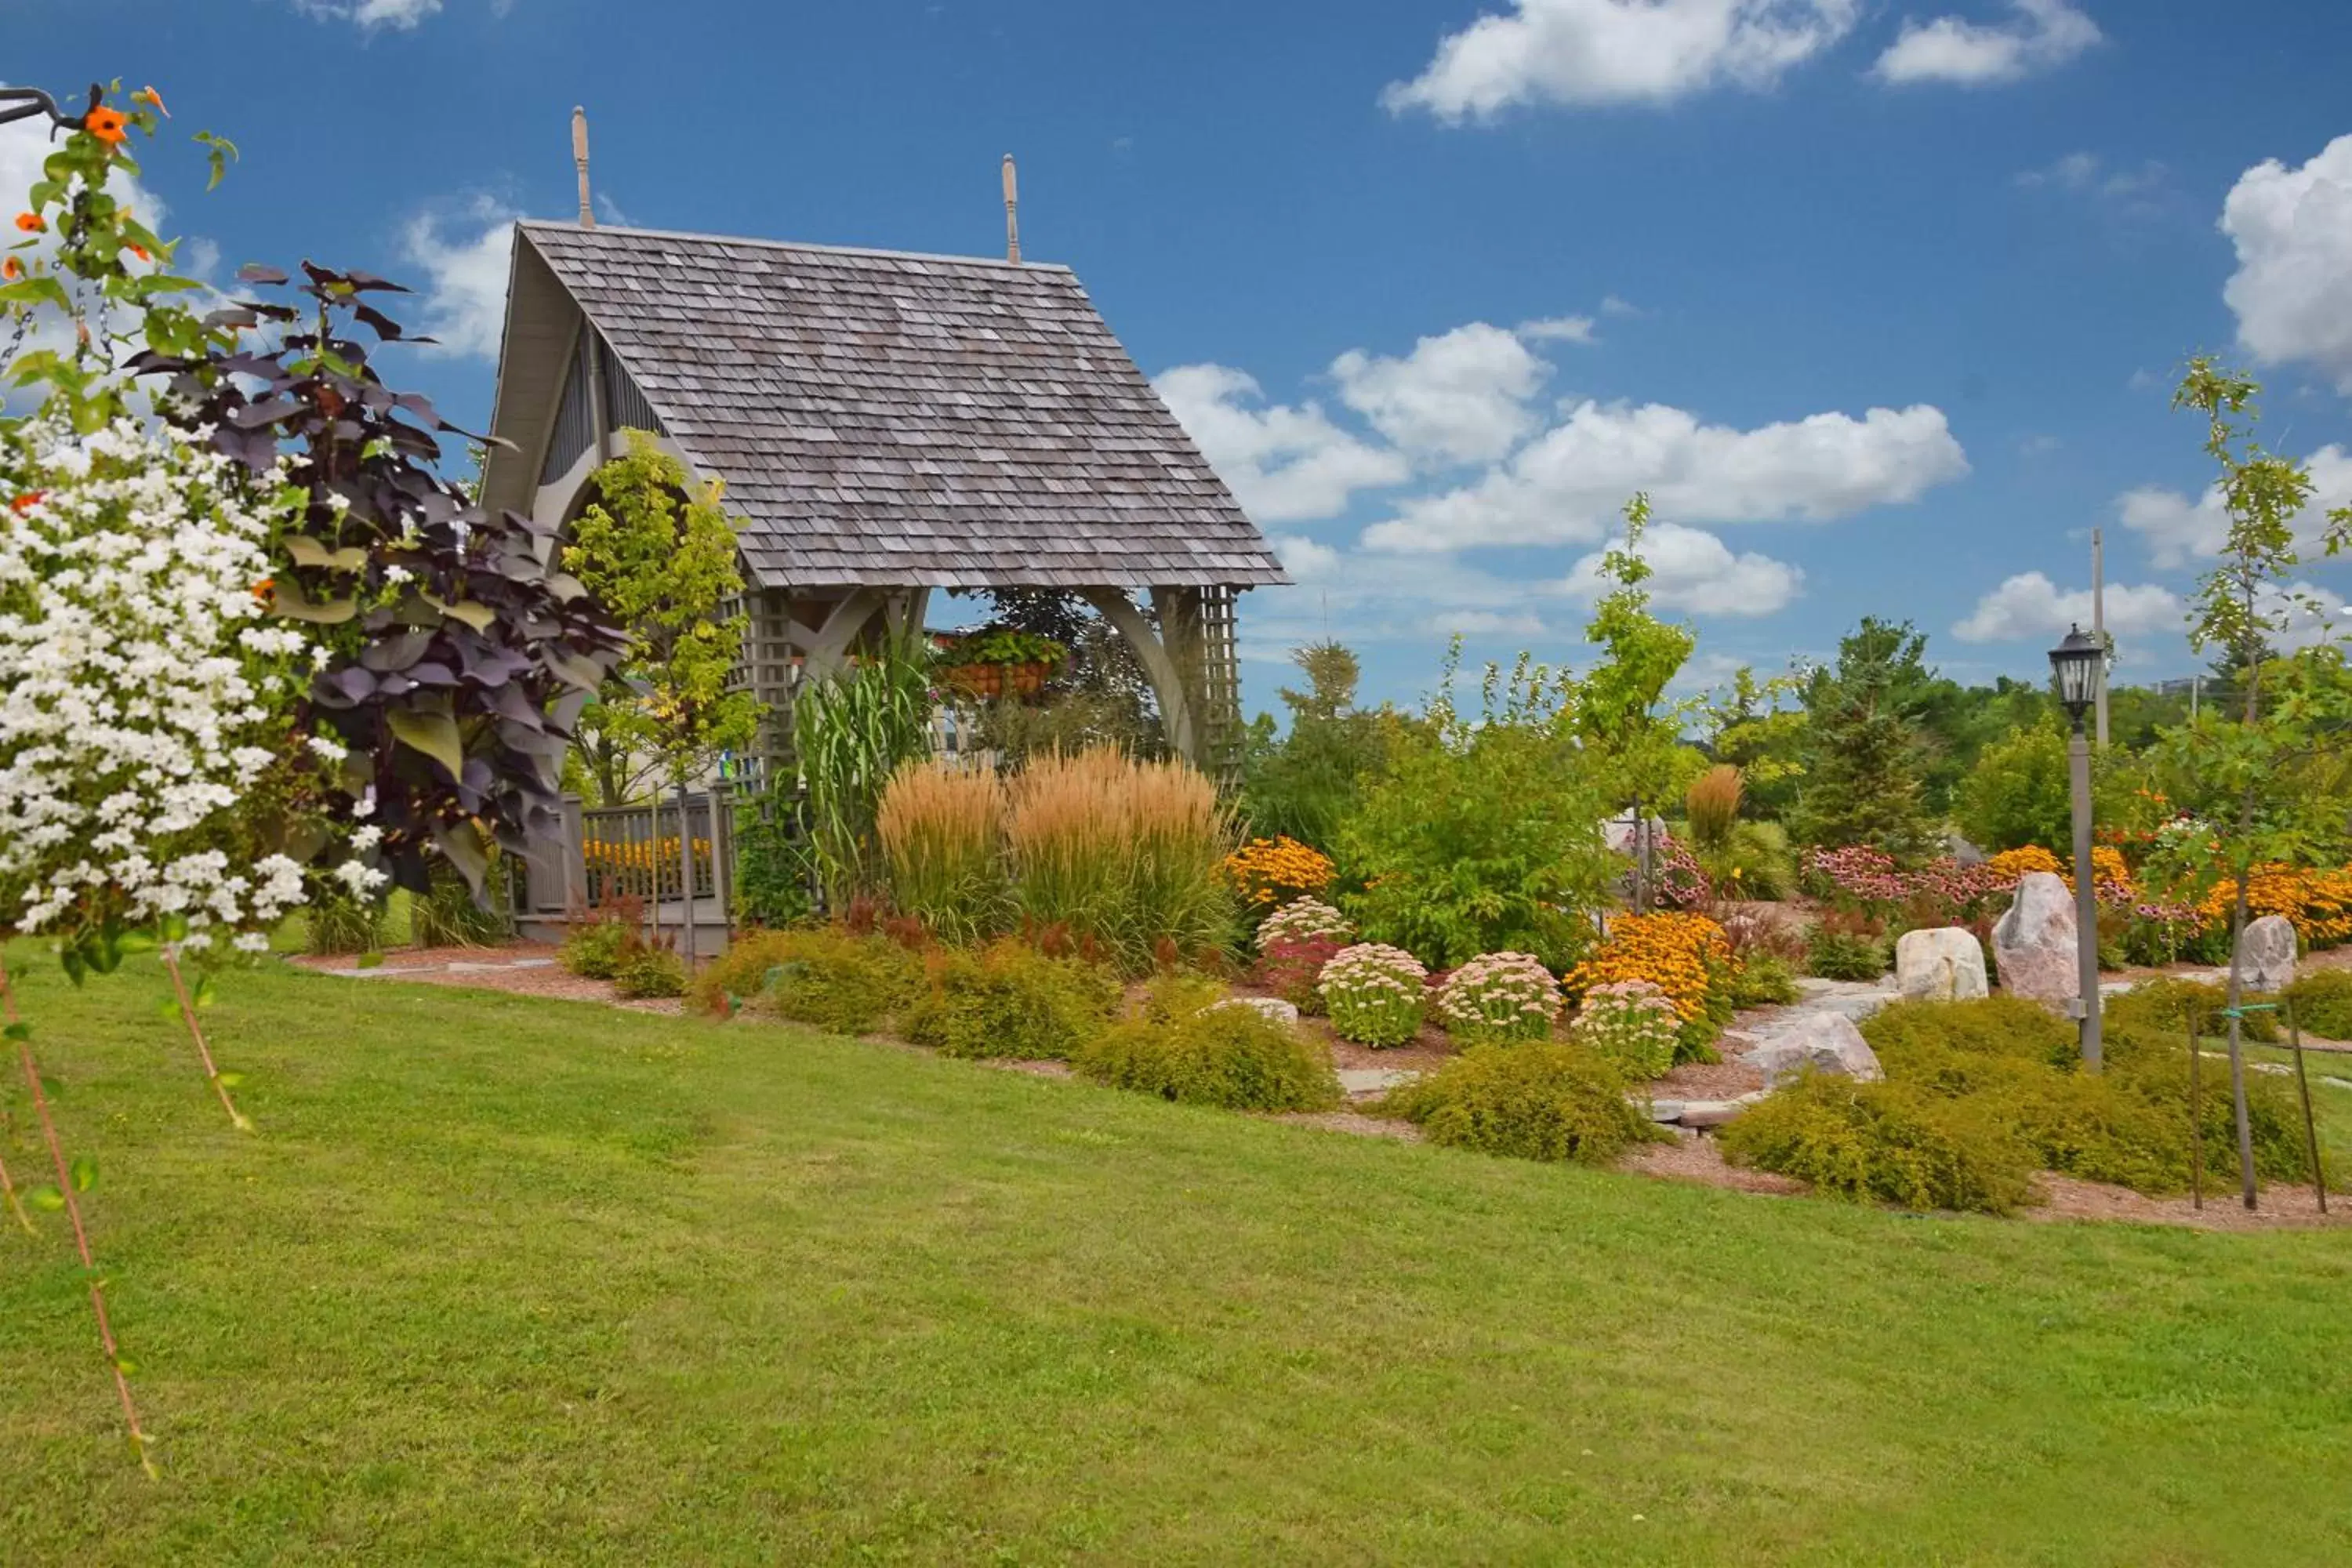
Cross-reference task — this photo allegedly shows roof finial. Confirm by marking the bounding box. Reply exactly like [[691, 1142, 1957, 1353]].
[[1001, 153, 1020, 264], [572, 105, 594, 229]]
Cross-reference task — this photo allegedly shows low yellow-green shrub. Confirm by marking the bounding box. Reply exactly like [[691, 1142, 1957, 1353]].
[[2283, 969, 2352, 1040], [1719, 1076, 2041, 1215], [688, 927, 925, 1035], [904, 940, 1119, 1060], [1076, 1004, 1340, 1112], [613, 946, 688, 1000], [1383, 1041, 1657, 1164], [2105, 977, 2278, 1044]]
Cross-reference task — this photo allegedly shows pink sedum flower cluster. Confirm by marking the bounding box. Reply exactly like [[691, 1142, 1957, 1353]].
[[1432, 950, 1560, 1045]]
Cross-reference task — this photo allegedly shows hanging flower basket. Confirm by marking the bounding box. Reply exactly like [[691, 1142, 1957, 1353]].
[[938, 659, 1053, 700], [929, 626, 1067, 702]]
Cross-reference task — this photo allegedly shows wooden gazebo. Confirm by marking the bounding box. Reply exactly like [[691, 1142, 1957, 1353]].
[[478, 218, 1287, 778]]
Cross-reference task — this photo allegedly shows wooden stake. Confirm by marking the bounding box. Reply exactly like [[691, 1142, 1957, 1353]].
[[2288, 1000, 2328, 1215], [2188, 1019, 2203, 1210]]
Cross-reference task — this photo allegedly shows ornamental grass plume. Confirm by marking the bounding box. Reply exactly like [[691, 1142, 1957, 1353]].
[[1434, 951, 1562, 1046], [1319, 942, 1429, 1047], [1685, 764, 1744, 853], [1006, 747, 1129, 953], [877, 760, 1006, 943]]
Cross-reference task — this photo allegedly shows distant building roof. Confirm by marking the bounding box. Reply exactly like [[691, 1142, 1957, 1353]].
[[482, 221, 1288, 594]]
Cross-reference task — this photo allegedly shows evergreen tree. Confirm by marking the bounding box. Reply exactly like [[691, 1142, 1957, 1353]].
[[1794, 621, 1940, 859]]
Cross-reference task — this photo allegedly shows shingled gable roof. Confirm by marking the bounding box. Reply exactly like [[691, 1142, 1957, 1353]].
[[485, 220, 1289, 594]]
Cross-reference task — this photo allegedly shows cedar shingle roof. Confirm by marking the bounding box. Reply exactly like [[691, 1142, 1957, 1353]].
[[513, 222, 1287, 593]]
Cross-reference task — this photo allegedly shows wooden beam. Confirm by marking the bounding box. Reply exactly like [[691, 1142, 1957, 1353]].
[[1079, 587, 1196, 764]]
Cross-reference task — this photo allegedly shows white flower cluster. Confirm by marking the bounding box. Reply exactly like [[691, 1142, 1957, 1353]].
[[1316, 942, 1429, 1049], [0, 417, 381, 947], [1254, 896, 1354, 953], [1433, 951, 1561, 1045]]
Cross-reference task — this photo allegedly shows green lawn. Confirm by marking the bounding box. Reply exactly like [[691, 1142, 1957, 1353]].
[[5, 955, 2352, 1565]]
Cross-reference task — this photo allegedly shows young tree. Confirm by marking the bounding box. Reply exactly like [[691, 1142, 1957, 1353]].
[[1700, 664, 1809, 821], [1794, 619, 1940, 861], [1240, 640, 1388, 851], [2147, 358, 2351, 1208], [562, 431, 762, 797], [1576, 495, 1700, 904]]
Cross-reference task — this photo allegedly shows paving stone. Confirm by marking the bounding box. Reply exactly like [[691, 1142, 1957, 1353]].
[[1337, 1067, 1418, 1097]]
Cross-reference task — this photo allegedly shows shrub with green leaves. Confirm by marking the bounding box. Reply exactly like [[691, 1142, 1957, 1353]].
[[1318, 942, 1429, 1047], [1805, 924, 1887, 982], [1861, 996, 2079, 1074], [1076, 1004, 1340, 1112], [1384, 1041, 1657, 1164], [411, 860, 508, 949], [1569, 979, 1682, 1081], [2105, 977, 2278, 1044], [688, 926, 924, 1033], [614, 946, 688, 1000], [1720, 1076, 2041, 1215], [560, 916, 633, 980], [303, 884, 383, 957], [1724, 953, 1801, 1009], [1433, 952, 1561, 1046], [904, 940, 1118, 1060], [2285, 969, 2352, 1040]]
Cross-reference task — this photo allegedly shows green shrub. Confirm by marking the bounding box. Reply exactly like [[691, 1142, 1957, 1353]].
[[411, 862, 508, 949], [1719, 1076, 2040, 1214], [1956, 722, 2071, 856], [560, 917, 633, 980], [688, 926, 924, 1034], [1861, 996, 2078, 1073], [1134, 970, 1229, 1025], [2106, 1025, 2327, 1189], [905, 940, 1118, 1060], [1076, 1004, 1340, 1112], [1805, 926, 1886, 982], [2104, 977, 2278, 1044], [1384, 1041, 1657, 1165], [614, 946, 688, 1000], [1698, 820, 1796, 901], [303, 884, 383, 957], [1725, 953, 1801, 1009], [2284, 969, 2352, 1040]]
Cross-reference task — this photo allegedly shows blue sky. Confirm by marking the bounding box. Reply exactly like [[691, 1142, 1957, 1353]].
[[12, 0, 2352, 710]]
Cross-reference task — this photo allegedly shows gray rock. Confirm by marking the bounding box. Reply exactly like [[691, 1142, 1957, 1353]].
[[1644, 1098, 1687, 1124], [1337, 1067, 1417, 1098], [1211, 996, 1301, 1027], [1677, 1100, 1751, 1128], [1739, 1011, 1884, 1087], [2235, 914, 2298, 993], [1947, 832, 1987, 867], [1895, 927, 1990, 1002], [1791, 977, 1899, 1020], [1992, 871, 2081, 1005]]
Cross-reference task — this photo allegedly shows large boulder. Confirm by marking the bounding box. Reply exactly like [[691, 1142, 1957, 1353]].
[[2236, 915, 2298, 993], [1895, 927, 1990, 1002], [1993, 871, 2080, 1005], [1739, 1012, 1884, 1087]]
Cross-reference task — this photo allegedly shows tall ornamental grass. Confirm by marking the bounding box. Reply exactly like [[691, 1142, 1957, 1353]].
[[1004, 748, 1236, 971], [877, 761, 1007, 943]]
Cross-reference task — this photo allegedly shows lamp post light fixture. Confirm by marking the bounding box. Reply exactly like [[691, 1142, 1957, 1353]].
[[2049, 625, 2105, 1072]]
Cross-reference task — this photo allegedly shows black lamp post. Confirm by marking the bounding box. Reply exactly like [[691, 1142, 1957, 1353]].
[[2049, 625, 2105, 1072]]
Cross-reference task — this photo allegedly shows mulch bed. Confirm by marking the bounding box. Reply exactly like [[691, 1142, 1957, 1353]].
[[1653, 1057, 1766, 1100]]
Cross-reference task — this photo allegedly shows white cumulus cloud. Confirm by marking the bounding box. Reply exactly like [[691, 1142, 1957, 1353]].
[[1872, 0, 2101, 86], [1330, 322, 1549, 466], [1519, 314, 1599, 343], [2118, 445, 2352, 569], [1155, 364, 1411, 524], [1563, 521, 1804, 615], [399, 197, 520, 359], [2221, 135, 2352, 391], [1362, 399, 1969, 553], [1952, 572, 2181, 644], [296, 0, 446, 26], [1383, 0, 1861, 120]]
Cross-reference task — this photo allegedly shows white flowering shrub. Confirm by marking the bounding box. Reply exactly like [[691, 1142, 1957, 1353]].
[[1433, 952, 1561, 1046], [1255, 896, 1353, 953], [1570, 979, 1682, 1081], [0, 416, 379, 956], [1318, 942, 1429, 1047]]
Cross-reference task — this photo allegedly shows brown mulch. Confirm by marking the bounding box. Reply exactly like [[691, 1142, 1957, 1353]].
[[1619, 1134, 1808, 1196], [1653, 1057, 1766, 1100]]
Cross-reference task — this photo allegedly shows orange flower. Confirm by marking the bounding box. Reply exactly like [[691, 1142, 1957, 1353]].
[[127, 244, 151, 262], [84, 107, 128, 147], [10, 492, 44, 514], [13, 212, 44, 234], [1, 257, 18, 281], [136, 86, 170, 118], [252, 578, 275, 601]]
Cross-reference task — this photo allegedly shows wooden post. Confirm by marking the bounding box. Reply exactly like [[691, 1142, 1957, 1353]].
[[1002, 154, 1020, 264], [2288, 1000, 2328, 1214], [560, 795, 589, 913], [676, 782, 697, 970], [572, 107, 594, 228]]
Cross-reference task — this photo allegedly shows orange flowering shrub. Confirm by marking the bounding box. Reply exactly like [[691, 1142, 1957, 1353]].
[[1984, 845, 2062, 883], [1565, 912, 1732, 1024], [2199, 864, 2352, 948], [1221, 835, 1334, 909]]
